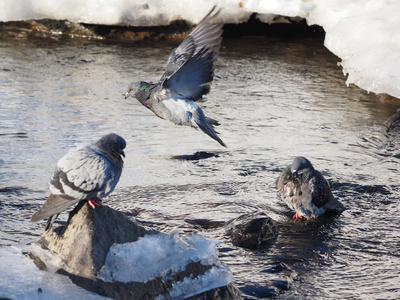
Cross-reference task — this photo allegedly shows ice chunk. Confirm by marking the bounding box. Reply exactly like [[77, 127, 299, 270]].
[[98, 228, 224, 283], [162, 262, 233, 300]]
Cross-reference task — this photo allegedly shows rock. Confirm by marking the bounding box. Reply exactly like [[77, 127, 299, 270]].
[[36, 201, 152, 279], [225, 213, 278, 250], [29, 201, 242, 299]]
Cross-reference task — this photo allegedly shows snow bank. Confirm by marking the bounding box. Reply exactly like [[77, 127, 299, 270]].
[[1, 0, 399, 98]]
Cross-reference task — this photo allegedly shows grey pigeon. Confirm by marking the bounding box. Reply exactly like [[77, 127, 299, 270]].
[[31, 133, 126, 230], [125, 6, 226, 147], [276, 156, 344, 220]]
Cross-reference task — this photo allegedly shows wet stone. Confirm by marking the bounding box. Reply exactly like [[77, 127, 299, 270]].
[[225, 212, 278, 250]]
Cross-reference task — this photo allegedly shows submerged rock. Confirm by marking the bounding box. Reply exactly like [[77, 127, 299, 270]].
[[225, 213, 278, 250], [29, 201, 241, 299]]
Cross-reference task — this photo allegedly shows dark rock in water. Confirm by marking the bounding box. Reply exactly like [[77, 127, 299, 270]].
[[29, 201, 242, 299], [225, 213, 278, 250]]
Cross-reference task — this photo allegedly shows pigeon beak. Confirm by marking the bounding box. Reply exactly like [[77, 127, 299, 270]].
[[125, 88, 134, 99], [120, 150, 125, 158]]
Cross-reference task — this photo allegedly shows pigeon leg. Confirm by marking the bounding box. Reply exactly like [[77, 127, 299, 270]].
[[293, 212, 300, 219], [87, 198, 102, 209]]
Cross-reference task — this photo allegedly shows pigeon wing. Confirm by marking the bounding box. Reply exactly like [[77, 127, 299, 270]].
[[160, 6, 223, 100], [161, 37, 195, 81], [55, 149, 113, 198], [309, 171, 332, 208]]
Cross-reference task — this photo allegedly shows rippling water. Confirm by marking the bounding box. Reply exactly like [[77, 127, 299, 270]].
[[1, 33, 400, 299]]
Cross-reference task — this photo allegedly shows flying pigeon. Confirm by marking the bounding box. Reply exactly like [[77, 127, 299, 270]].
[[276, 156, 344, 220], [125, 6, 226, 147], [31, 133, 126, 230]]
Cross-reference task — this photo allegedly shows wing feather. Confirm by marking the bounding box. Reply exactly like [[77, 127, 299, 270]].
[[160, 6, 223, 100], [54, 149, 112, 198]]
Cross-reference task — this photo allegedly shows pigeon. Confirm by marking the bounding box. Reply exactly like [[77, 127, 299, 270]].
[[125, 6, 226, 147], [31, 133, 126, 230], [276, 156, 344, 220]]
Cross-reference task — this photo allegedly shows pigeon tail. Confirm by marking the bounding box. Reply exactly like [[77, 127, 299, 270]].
[[194, 119, 226, 147], [205, 116, 220, 127], [31, 194, 77, 223]]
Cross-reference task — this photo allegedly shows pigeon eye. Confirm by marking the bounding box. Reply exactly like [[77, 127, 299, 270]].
[[130, 88, 134, 91]]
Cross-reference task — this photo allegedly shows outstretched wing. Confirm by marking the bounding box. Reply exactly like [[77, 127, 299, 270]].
[[160, 6, 223, 100]]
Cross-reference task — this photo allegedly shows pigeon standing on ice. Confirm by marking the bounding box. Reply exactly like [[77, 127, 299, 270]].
[[31, 133, 126, 230], [124, 6, 226, 147], [276, 156, 344, 220]]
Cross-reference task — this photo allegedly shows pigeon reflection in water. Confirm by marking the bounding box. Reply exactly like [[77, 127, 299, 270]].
[[31, 133, 126, 230], [125, 7, 226, 147]]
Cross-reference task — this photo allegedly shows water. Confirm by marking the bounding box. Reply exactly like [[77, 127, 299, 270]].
[[1, 33, 400, 299]]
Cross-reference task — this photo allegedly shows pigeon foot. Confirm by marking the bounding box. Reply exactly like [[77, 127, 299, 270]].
[[293, 212, 307, 220], [87, 198, 102, 209]]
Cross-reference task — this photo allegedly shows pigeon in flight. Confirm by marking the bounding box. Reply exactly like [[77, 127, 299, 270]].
[[31, 133, 126, 230], [276, 156, 344, 220], [125, 6, 226, 147]]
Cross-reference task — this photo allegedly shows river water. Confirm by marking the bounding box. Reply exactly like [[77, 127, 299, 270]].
[[1, 32, 400, 299]]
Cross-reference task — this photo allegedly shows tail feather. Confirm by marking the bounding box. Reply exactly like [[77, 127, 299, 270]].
[[195, 120, 227, 147], [31, 194, 78, 223], [205, 117, 220, 127]]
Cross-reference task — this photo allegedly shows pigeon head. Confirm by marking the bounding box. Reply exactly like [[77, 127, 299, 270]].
[[125, 81, 151, 101], [95, 133, 126, 158], [290, 156, 314, 175]]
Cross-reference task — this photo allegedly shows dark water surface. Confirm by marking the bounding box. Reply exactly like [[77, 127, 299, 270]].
[[1, 34, 400, 299]]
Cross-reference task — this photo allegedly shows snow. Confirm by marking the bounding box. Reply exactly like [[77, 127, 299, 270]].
[[0, 245, 110, 300], [0, 0, 399, 98]]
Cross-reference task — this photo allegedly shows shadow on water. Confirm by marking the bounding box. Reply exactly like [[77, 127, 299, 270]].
[[171, 151, 222, 161]]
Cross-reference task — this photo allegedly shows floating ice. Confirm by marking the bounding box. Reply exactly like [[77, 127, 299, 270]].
[[1, 0, 398, 97], [98, 228, 227, 283]]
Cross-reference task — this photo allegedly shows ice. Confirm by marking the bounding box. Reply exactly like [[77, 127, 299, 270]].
[[162, 262, 233, 300], [0, 245, 110, 300], [98, 229, 233, 298], [98, 228, 229, 283], [1, 0, 399, 98]]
